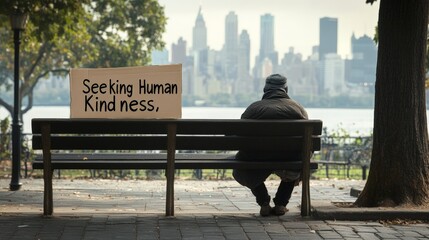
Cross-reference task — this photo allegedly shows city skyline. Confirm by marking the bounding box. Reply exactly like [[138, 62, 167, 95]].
[[158, 0, 380, 64]]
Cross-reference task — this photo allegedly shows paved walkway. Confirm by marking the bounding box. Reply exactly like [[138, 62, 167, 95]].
[[0, 178, 428, 239]]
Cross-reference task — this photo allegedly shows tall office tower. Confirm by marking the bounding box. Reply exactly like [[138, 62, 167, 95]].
[[319, 17, 338, 60], [322, 54, 345, 96], [311, 46, 319, 60], [259, 14, 276, 62], [224, 11, 238, 80], [192, 7, 207, 52], [171, 37, 187, 65], [351, 34, 377, 64], [236, 30, 251, 94], [238, 30, 251, 79], [254, 13, 278, 78], [346, 33, 377, 85], [192, 7, 208, 77]]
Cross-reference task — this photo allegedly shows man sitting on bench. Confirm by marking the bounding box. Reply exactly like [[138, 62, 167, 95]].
[[233, 73, 309, 217]]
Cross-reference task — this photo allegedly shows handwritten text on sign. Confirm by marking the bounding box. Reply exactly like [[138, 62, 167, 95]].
[[70, 65, 182, 118]]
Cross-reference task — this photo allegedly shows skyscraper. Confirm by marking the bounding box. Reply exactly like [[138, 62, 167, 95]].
[[322, 54, 345, 96], [192, 7, 208, 77], [319, 17, 338, 60], [224, 11, 238, 80], [259, 14, 275, 60], [236, 30, 251, 94], [346, 34, 377, 85], [351, 34, 377, 62], [254, 13, 277, 79], [171, 37, 187, 64], [192, 7, 207, 52], [238, 30, 251, 79]]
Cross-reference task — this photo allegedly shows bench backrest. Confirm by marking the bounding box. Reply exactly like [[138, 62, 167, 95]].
[[32, 119, 322, 153]]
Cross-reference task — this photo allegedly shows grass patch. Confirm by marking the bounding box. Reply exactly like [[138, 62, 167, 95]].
[[0, 166, 368, 181]]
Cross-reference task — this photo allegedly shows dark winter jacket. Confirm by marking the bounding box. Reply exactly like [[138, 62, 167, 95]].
[[237, 88, 308, 161], [241, 89, 308, 120]]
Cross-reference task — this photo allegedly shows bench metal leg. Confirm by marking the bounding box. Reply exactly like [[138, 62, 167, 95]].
[[301, 173, 311, 216], [41, 124, 53, 215], [166, 123, 177, 216], [300, 126, 313, 217], [43, 169, 53, 215]]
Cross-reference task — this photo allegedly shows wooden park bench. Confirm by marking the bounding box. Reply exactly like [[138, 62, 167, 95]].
[[32, 118, 322, 216]]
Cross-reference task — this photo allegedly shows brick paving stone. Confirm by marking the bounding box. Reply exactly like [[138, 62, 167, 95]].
[[283, 221, 311, 229], [377, 226, 402, 234], [357, 232, 381, 240], [264, 224, 286, 234], [337, 229, 361, 238], [246, 232, 271, 240], [220, 226, 245, 234], [375, 232, 401, 239], [353, 226, 379, 233], [317, 230, 343, 239], [242, 226, 266, 233], [330, 225, 354, 232], [199, 226, 222, 233], [223, 233, 248, 239], [414, 228, 429, 237], [308, 223, 333, 231], [286, 231, 322, 240], [400, 231, 424, 238]]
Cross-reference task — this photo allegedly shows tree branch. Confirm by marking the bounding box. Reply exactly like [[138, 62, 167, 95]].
[[22, 91, 33, 115], [21, 67, 69, 116], [0, 97, 13, 116], [22, 68, 69, 97], [23, 42, 52, 81]]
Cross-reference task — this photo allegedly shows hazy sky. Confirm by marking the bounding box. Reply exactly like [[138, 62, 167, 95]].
[[157, 0, 380, 61]]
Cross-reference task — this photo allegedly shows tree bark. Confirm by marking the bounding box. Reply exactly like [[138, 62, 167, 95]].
[[355, 0, 429, 207]]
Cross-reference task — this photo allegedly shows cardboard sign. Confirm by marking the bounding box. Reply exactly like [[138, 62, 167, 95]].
[[70, 65, 182, 119]]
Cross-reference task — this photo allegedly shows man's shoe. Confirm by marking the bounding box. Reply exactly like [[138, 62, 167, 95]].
[[273, 205, 288, 216], [260, 203, 272, 217]]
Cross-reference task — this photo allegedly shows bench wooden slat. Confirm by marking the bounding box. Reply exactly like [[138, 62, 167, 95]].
[[32, 136, 321, 151], [32, 119, 322, 136], [33, 153, 318, 170], [35, 153, 237, 160], [32, 136, 168, 150], [33, 159, 319, 170], [32, 153, 319, 170]]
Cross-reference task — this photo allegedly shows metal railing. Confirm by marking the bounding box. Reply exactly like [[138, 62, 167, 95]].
[[315, 135, 372, 180]]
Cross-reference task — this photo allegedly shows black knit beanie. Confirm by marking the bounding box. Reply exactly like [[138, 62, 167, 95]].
[[263, 74, 288, 93]]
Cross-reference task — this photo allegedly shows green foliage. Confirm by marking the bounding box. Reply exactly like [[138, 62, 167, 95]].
[[373, 26, 378, 44], [0, 117, 11, 160], [1, 1, 88, 42], [84, 0, 166, 67], [0, 0, 166, 118]]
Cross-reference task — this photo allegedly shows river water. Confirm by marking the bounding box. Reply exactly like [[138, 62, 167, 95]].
[[0, 106, 375, 135]]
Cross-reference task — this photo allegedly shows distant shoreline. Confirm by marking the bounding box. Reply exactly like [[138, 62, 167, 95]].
[[30, 103, 376, 110]]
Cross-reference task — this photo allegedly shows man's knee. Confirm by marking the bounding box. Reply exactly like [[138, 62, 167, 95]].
[[274, 170, 301, 182], [233, 169, 270, 189]]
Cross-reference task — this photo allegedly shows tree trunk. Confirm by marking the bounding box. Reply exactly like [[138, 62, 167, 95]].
[[355, 0, 429, 207]]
